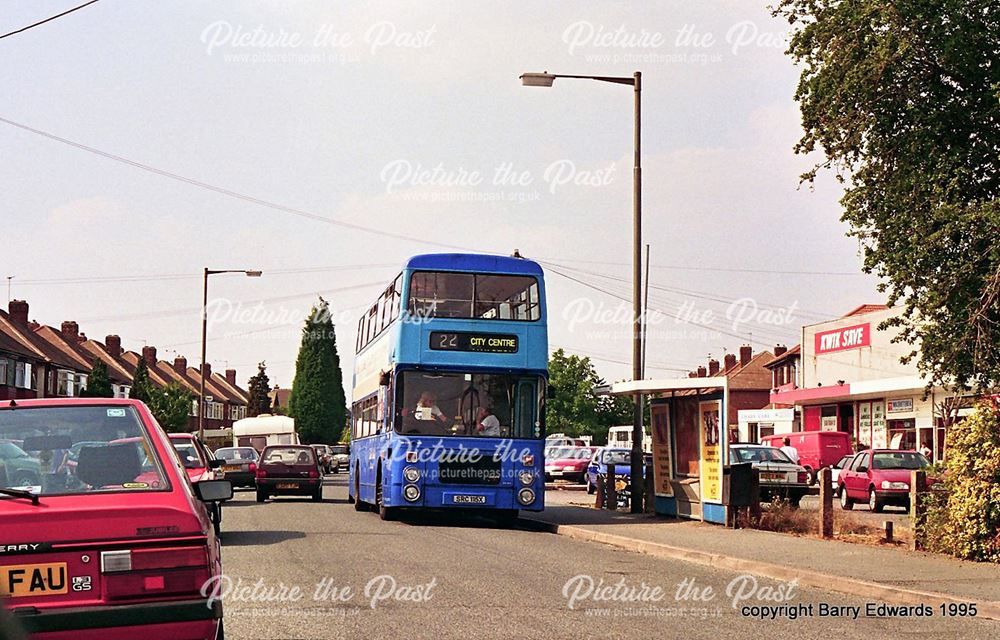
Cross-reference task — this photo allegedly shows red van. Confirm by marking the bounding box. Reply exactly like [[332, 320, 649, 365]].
[[0, 399, 231, 640], [761, 431, 852, 484]]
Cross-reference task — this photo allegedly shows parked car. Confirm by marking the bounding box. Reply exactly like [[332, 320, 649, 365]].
[[256, 444, 323, 502], [585, 447, 638, 494], [544, 446, 594, 483], [329, 444, 349, 472], [310, 444, 334, 474], [838, 449, 931, 513], [214, 446, 260, 488], [829, 454, 854, 495], [0, 398, 231, 640], [761, 431, 852, 484], [730, 444, 810, 508]]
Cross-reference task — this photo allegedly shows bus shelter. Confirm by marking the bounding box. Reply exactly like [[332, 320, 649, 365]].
[[610, 377, 729, 524]]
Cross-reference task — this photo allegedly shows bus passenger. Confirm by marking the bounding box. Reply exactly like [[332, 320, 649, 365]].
[[416, 392, 449, 425]]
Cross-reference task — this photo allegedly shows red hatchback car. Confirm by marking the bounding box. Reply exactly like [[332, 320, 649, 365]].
[[838, 448, 931, 513], [255, 445, 323, 502], [0, 399, 231, 640]]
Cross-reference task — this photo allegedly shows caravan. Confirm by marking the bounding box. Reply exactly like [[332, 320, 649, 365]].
[[232, 414, 298, 453]]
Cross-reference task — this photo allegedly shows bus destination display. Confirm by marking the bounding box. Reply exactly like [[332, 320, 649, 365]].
[[429, 331, 519, 354]]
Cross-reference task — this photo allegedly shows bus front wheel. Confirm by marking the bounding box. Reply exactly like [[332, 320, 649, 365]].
[[353, 470, 367, 511]]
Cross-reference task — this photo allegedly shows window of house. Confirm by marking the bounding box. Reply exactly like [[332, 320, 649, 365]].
[[57, 370, 74, 396], [0, 358, 9, 386]]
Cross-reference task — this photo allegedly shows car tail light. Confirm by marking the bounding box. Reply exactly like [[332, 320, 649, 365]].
[[797, 471, 808, 483], [102, 546, 210, 601], [249, 462, 257, 474], [256, 467, 267, 478], [308, 469, 319, 479]]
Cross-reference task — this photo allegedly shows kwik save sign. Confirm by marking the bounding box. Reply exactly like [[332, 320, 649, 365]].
[[814, 323, 871, 355]]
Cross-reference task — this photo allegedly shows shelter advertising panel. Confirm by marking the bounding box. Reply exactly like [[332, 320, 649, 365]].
[[699, 400, 722, 503], [650, 403, 673, 497]]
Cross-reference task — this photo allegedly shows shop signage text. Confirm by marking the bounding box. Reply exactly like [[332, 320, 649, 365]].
[[814, 323, 871, 355], [887, 398, 914, 413]]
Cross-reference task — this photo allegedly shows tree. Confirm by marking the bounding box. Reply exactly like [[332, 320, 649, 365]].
[[923, 400, 1000, 561], [287, 298, 348, 444], [130, 357, 153, 404], [246, 362, 272, 417], [80, 358, 113, 398], [547, 349, 632, 444], [775, 0, 1000, 391], [148, 382, 194, 433]]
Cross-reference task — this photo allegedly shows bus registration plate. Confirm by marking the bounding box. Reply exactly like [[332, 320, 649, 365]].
[[452, 495, 487, 504]]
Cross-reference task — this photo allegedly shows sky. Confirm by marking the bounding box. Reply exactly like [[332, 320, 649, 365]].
[[1, 1, 882, 397]]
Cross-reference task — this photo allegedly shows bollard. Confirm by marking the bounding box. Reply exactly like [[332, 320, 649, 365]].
[[606, 463, 617, 512], [644, 467, 655, 514], [595, 476, 605, 509], [749, 468, 761, 522], [884, 520, 894, 543], [818, 467, 833, 539], [909, 470, 927, 551]]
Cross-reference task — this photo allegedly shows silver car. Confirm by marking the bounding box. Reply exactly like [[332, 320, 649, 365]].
[[730, 445, 810, 508]]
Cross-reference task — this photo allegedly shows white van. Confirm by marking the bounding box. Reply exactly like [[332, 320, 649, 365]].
[[233, 415, 298, 453], [607, 425, 652, 453]]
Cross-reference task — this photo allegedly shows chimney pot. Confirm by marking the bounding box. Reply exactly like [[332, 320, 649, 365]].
[[142, 346, 157, 367], [60, 321, 79, 341], [202, 362, 212, 378], [708, 358, 720, 376], [225, 369, 237, 385], [8, 300, 28, 326], [724, 353, 737, 370], [697, 366, 707, 378], [739, 344, 753, 366], [105, 335, 122, 356], [174, 356, 188, 375], [774, 344, 787, 357]]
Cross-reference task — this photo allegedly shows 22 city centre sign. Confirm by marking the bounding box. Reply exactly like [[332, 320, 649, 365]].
[[430, 331, 519, 354]]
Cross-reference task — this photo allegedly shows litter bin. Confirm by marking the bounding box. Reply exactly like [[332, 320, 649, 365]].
[[723, 462, 753, 507]]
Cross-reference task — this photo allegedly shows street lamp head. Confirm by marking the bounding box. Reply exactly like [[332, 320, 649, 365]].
[[244, 270, 263, 277], [520, 72, 555, 87]]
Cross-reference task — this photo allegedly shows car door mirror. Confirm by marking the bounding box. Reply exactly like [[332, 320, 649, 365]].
[[546, 385, 557, 400], [194, 479, 233, 502], [857, 465, 868, 473], [208, 458, 224, 469]]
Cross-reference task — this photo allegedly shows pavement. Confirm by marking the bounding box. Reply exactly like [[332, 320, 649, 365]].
[[523, 498, 1000, 619], [214, 475, 997, 639]]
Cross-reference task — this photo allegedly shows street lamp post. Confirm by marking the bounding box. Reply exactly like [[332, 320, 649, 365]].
[[200, 268, 262, 441], [520, 70, 645, 513]]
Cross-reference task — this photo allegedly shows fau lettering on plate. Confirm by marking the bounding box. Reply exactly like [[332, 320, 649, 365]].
[[814, 323, 871, 355]]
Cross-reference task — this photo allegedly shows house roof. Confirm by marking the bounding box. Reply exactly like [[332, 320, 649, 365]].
[[31, 325, 94, 372], [764, 344, 801, 369], [0, 311, 79, 368]]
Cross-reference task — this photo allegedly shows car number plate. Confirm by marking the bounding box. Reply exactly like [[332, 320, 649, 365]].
[[276, 483, 298, 489], [761, 472, 785, 482], [452, 495, 486, 504], [0, 562, 68, 598], [222, 465, 241, 472]]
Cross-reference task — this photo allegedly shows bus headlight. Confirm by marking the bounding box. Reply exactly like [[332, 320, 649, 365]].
[[403, 484, 421, 502], [403, 467, 421, 483], [517, 470, 534, 486], [517, 488, 536, 505]]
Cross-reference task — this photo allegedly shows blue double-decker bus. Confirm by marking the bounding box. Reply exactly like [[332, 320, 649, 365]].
[[348, 253, 548, 521]]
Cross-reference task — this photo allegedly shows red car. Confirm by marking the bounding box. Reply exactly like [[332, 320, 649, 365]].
[[544, 446, 594, 483], [255, 445, 323, 502], [169, 434, 222, 484], [0, 398, 231, 640], [838, 448, 931, 512]]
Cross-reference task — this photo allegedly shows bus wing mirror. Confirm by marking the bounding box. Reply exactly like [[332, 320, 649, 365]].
[[547, 385, 557, 400], [379, 371, 391, 387]]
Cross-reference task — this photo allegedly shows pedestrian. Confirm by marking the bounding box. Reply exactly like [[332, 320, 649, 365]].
[[474, 406, 500, 437], [919, 442, 932, 459], [779, 436, 800, 464]]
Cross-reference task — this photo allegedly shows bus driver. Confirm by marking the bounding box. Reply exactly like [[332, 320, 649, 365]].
[[415, 391, 449, 425]]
